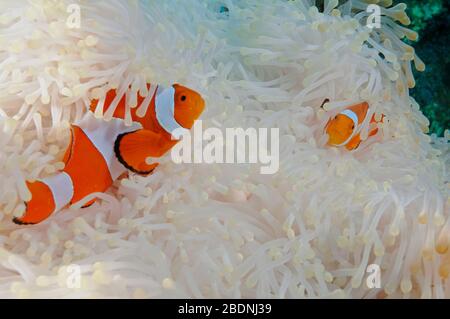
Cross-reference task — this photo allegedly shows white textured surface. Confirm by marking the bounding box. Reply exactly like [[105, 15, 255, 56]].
[[0, 0, 448, 299]]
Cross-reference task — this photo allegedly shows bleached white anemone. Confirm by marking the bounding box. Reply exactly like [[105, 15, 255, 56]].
[[0, 0, 448, 298]]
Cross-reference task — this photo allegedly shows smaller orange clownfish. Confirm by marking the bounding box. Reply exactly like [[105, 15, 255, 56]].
[[324, 101, 384, 151], [14, 83, 205, 225]]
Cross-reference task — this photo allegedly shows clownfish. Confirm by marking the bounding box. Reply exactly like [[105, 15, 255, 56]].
[[13, 83, 205, 225], [324, 101, 384, 151]]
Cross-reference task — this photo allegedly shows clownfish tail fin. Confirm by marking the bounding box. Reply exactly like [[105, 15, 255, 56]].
[[370, 113, 385, 124], [13, 172, 74, 225], [13, 180, 56, 225]]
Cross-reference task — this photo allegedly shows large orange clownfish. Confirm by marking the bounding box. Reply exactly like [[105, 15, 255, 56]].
[[14, 84, 205, 225], [324, 101, 384, 151]]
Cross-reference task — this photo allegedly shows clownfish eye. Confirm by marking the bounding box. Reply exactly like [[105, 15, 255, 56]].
[[180, 95, 186, 101], [334, 115, 338, 120]]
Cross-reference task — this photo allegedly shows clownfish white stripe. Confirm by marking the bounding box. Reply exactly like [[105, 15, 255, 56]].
[[75, 112, 142, 180], [41, 172, 74, 212], [339, 110, 359, 128], [155, 86, 189, 139], [333, 109, 360, 147]]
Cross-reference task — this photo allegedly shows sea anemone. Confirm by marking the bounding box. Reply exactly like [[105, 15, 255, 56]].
[[0, 0, 448, 298]]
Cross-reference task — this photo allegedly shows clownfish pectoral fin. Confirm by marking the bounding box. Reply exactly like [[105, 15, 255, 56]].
[[13, 181, 56, 225], [114, 129, 168, 175], [133, 166, 157, 177]]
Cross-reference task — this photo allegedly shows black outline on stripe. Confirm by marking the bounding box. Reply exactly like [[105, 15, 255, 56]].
[[81, 200, 95, 208], [63, 125, 74, 164], [114, 131, 156, 176], [12, 202, 37, 225], [12, 217, 36, 225]]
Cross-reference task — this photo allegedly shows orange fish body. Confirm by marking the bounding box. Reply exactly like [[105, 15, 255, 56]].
[[325, 102, 384, 151], [14, 84, 205, 225]]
